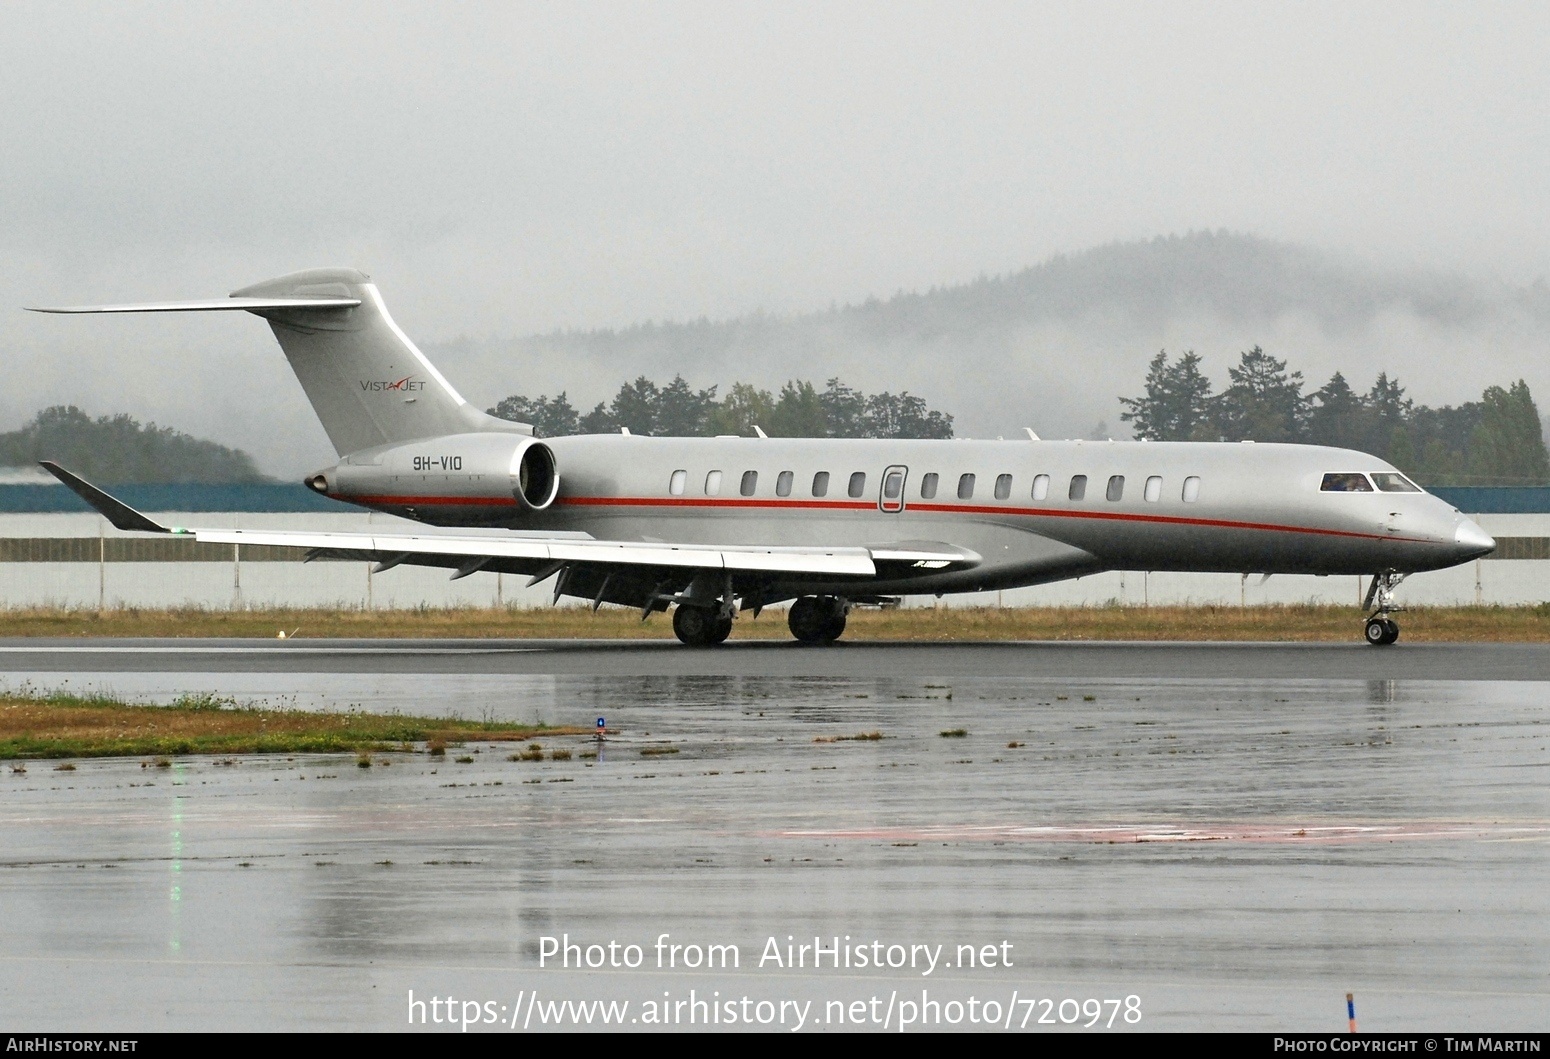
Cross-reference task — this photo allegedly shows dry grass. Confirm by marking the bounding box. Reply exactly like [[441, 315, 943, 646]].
[[0, 689, 589, 760], [0, 602, 1547, 642]]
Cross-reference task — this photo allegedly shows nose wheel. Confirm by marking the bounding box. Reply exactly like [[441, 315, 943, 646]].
[[1361, 572, 1407, 647], [1364, 616, 1400, 646]]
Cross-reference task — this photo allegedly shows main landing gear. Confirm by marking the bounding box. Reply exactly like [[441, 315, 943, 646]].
[[672, 604, 733, 647], [788, 595, 848, 645], [669, 591, 850, 647], [1362, 571, 1407, 647]]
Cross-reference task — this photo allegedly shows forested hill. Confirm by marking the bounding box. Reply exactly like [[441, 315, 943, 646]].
[[0, 406, 269, 483], [435, 231, 1550, 443], [521, 231, 1548, 352]]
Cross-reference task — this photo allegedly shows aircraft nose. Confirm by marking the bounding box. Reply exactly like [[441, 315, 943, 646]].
[[1454, 518, 1495, 559]]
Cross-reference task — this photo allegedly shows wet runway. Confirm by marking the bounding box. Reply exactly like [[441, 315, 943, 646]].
[[3, 636, 1550, 680], [1, 640, 1548, 1031]]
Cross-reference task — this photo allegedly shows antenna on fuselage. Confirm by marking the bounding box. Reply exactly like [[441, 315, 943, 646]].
[[1023, 428, 1041, 441]]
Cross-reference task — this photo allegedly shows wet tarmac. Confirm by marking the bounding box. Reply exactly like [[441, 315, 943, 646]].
[[1, 641, 1547, 1031], [2, 636, 1550, 680]]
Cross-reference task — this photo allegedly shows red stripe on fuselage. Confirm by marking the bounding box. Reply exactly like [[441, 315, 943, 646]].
[[353, 494, 519, 507], [344, 492, 1433, 545]]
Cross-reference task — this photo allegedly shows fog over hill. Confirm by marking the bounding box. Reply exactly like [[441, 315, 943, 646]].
[[433, 231, 1550, 444]]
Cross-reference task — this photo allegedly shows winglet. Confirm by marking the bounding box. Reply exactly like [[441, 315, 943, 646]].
[[38, 462, 170, 533]]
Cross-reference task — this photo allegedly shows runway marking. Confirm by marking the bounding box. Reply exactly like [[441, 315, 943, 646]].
[[772, 822, 1550, 844]]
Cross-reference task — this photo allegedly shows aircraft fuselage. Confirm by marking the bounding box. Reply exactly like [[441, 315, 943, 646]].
[[317, 434, 1493, 596]]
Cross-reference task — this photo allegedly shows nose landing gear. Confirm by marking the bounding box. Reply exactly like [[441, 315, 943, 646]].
[[1364, 615, 1400, 646], [1362, 571, 1407, 647]]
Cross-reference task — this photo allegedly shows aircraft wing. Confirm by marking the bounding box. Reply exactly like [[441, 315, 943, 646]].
[[40, 463, 979, 586], [192, 526, 880, 576]]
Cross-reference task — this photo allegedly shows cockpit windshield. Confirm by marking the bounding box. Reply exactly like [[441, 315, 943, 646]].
[[1320, 473, 1373, 492], [1371, 472, 1423, 493]]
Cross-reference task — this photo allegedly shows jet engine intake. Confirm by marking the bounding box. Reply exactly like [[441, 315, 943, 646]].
[[512, 439, 559, 510]]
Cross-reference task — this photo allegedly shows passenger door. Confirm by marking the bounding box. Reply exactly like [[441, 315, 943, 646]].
[[879, 465, 908, 513]]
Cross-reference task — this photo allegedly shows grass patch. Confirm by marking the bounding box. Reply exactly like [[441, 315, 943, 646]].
[[0, 688, 590, 760], [0, 602, 1547, 642], [939, 729, 968, 738], [639, 745, 680, 756]]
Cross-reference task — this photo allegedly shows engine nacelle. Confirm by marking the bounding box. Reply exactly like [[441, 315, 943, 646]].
[[307, 433, 559, 515]]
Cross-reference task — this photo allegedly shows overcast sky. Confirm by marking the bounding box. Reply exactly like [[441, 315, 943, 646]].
[[3, 2, 1548, 470]]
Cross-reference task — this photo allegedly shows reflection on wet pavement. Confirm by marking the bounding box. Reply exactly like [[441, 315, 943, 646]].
[[2, 673, 1547, 1030]]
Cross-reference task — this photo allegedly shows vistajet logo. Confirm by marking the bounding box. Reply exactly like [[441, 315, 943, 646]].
[[360, 375, 427, 393]]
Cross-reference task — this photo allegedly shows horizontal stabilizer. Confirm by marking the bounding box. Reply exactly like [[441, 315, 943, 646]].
[[38, 462, 170, 534], [27, 297, 360, 314]]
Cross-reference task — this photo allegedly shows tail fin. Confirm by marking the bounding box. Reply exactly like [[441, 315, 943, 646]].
[[32, 268, 529, 456]]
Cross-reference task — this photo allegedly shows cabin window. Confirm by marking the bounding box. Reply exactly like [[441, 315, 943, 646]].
[[705, 470, 723, 496], [848, 472, 867, 498], [776, 470, 794, 497], [1370, 472, 1422, 493], [669, 469, 687, 495], [1320, 473, 1373, 492], [1182, 476, 1201, 502], [994, 474, 1013, 500], [1032, 474, 1050, 501], [958, 473, 976, 499], [1144, 476, 1162, 503], [921, 472, 939, 499], [812, 471, 830, 497], [740, 470, 758, 496], [883, 469, 904, 500], [1069, 475, 1087, 501], [1106, 475, 1125, 502]]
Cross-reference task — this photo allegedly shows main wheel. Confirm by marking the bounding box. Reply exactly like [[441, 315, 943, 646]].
[[708, 613, 733, 645], [788, 595, 846, 644], [673, 605, 718, 646], [821, 605, 847, 641], [1364, 616, 1395, 647]]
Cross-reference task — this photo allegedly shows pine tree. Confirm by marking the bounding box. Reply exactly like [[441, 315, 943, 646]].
[[1215, 346, 1308, 442], [577, 402, 617, 434], [1306, 371, 1369, 450], [487, 392, 579, 438], [768, 381, 827, 437], [1468, 380, 1550, 485], [609, 377, 661, 435], [1118, 350, 1215, 441], [655, 375, 718, 436], [818, 378, 867, 437]]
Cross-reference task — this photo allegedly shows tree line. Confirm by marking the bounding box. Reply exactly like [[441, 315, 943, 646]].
[[489, 376, 955, 440], [0, 405, 269, 483], [1119, 347, 1550, 486]]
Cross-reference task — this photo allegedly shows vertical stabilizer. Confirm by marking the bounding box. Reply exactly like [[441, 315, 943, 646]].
[[232, 268, 528, 455]]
